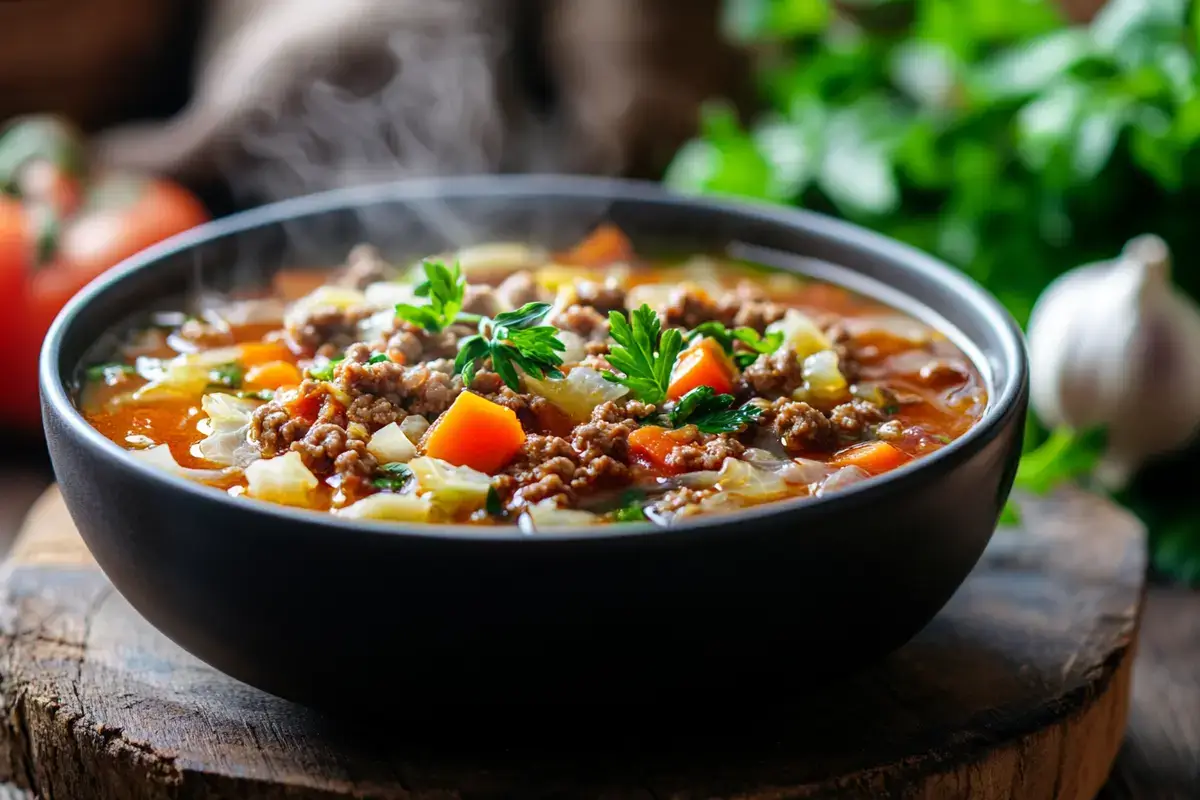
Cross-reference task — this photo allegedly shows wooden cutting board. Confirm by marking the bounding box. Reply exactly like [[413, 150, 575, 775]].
[[0, 486, 1145, 799]]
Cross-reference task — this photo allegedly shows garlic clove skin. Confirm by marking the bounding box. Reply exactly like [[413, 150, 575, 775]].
[[1027, 235, 1200, 490]]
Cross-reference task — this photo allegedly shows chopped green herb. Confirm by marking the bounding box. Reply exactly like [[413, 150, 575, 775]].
[[454, 302, 566, 391], [395, 260, 465, 333], [486, 486, 504, 517], [84, 362, 136, 382], [603, 304, 685, 405], [372, 462, 413, 492], [207, 362, 244, 390], [688, 321, 783, 368], [367, 353, 390, 364], [934, 434, 953, 445], [307, 355, 345, 382], [610, 490, 648, 522], [668, 385, 763, 434]]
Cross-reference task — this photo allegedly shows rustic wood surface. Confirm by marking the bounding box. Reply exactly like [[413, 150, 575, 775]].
[[0, 483, 1152, 799]]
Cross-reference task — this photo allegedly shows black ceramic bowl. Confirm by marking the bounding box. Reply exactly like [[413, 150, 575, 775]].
[[41, 177, 1026, 712]]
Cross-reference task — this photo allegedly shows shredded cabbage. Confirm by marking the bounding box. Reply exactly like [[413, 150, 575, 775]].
[[816, 466, 870, 496], [337, 492, 432, 522], [678, 457, 793, 507], [196, 393, 261, 467], [366, 422, 417, 463], [767, 310, 832, 361], [800, 350, 849, 403], [555, 330, 588, 365], [244, 452, 318, 506], [536, 263, 629, 293], [129, 444, 231, 483], [520, 500, 599, 531], [523, 366, 628, 423], [408, 456, 491, 515], [399, 415, 430, 444]]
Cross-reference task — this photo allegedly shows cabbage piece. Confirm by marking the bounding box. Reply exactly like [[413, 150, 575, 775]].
[[408, 456, 491, 515], [244, 452, 319, 507], [800, 350, 849, 404], [367, 422, 417, 463], [357, 308, 400, 344], [520, 500, 599, 532], [455, 243, 544, 274], [556, 330, 587, 365], [536, 263, 629, 293], [337, 493, 432, 522], [196, 393, 262, 467], [816, 466, 870, 496], [399, 415, 430, 444], [523, 367, 628, 423], [767, 310, 832, 361], [130, 359, 211, 402], [676, 458, 793, 508], [130, 444, 232, 483]]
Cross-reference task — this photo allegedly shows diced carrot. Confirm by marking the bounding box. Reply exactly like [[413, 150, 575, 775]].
[[244, 361, 304, 391], [628, 425, 692, 475], [561, 224, 634, 267], [421, 392, 526, 474], [668, 337, 736, 400], [829, 441, 911, 475], [239, 341, 294, 368]]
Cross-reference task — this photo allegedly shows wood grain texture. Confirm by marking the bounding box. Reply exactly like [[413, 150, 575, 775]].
[[0, 487, 1146, 799]]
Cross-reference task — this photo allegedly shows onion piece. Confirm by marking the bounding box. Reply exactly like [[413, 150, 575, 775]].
[[367, 422, 417, 463], [130, 444, 234, 483], [519, 500, 599, 532], [523, 366, 629, 424], [244, 452, 319, 506], [815, 466, 870, 496], [196, 393, 262, 467], [337, 493, 432, 522]]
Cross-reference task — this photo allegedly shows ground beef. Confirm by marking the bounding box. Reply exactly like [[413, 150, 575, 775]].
[[468, 369, 505, 395], [495, 270, 544, 309], [825, 322, 860, 384], [662, 288, 733, 330], [760, 399, 834, 453], [574, 279, 627, 314], [662, 426, 745, 472], [494, 435, 580, 511], [590, 399, 657, 424], [290, 423, 359, 474], [399, 362, 463, 417], [346, 394, 404, 429], [382, 322, 462, 364], [742, 347, 805, 399], [334, 448, 379, 503], [829, 399, 886, 439], [652, 487, 716, 519], [728, 300, 786, 333], [570, 408, 638, 488], [552, 304, 609, 342], [461, 284, 501, 318], [249, 403, 310, 456], [334, 244, 394, 289], [335, 358, 463, 420], [285, 304, 373, 356]]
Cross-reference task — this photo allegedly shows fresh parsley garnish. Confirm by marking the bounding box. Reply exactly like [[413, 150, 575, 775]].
[[207, 362, 244, 390], [307, 355, 345, 382], [603, 304, 684, 405], [668, 385, 763, 434], [1000, 426, 1106, 525], [367, 352, 390, 364], [688, 321, 783, 369], [486, 486, 504, 517], [372, 462, 413, 492], [84, 362, 136, 381], [610, 489, 648, 522], [454, 302, 566, 390], [395, 260, 465, 333]]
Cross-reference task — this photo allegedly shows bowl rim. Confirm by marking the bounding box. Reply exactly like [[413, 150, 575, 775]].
[[41, 175, 1027, 543]]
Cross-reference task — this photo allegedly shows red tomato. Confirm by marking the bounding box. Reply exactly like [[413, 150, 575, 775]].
[[1, 116, 209, 428]]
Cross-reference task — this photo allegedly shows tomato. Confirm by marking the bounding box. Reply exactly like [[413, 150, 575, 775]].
[[0, 116, 209, 428]]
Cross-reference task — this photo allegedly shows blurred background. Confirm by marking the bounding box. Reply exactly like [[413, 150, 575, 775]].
[[2, 0, 1199, 585]]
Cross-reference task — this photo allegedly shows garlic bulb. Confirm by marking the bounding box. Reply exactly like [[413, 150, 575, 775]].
[[1028, 234, 1200, 489]]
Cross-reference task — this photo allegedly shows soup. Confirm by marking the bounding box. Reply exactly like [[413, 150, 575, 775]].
[[78, 226, 987, 528]]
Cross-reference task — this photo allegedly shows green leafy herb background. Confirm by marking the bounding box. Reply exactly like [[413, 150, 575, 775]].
[[664, 0, 1200, 584]]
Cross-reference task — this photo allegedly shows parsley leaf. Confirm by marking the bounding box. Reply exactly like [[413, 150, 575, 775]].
[[235, 388, 276, 401], [604, 304, 684, 405], [454, 302, 566, 391], [668, 385, 763, 434], [610, 489, 648, 522], [395, 260, 465, 333], [367, 353, 390, 364], [1001, 426, 1106, 525], [688, 321, 783, 369], [307, 355, 345, 382], [486, 486, 504, 517], [207, 362, 244, 390], [372, 462, 413, 492]]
